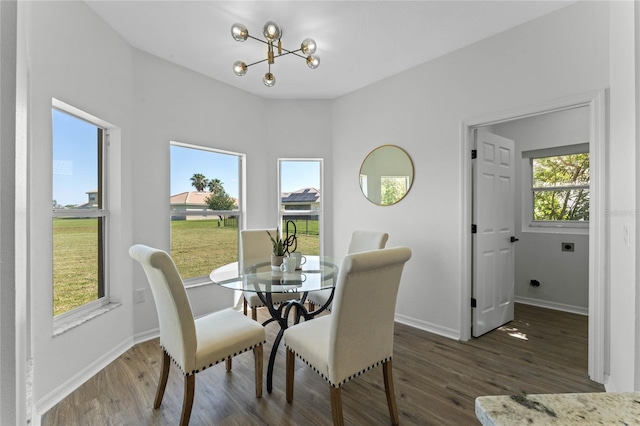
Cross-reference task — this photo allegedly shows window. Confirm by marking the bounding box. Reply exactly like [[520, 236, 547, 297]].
[[526, 144, 589, 226], [52, 105, 109, 318], [381, 176, 410, 205], [278, 159, 323, 255], [170, 143, 243, 282]]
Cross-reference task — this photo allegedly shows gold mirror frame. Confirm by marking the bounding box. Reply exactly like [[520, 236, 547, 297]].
[[359, 145, 414, 206]]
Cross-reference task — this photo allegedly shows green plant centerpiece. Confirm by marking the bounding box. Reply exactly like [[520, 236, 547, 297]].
[[267, 229, 285, 270]]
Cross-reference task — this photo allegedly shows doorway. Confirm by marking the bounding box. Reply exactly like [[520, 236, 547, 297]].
[[460, 90, 607, 384]]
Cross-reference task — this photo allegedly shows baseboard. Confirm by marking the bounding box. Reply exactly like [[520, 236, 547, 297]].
[[604, 375, 614, 392], [515, 296, 588, 316], [133, 327, 159, 345], [395, 313, 459, 340], [34, 336, 133, 421]]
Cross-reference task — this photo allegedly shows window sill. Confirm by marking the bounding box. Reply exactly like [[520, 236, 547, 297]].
[[523, 224, 589, 235], [183, 276, 214, 290], [53, 302, 122, 337]]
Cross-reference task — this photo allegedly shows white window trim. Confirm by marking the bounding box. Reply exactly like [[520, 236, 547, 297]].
[[277, 158, 324, 256], [52, 99, 116, 331], [169, 141, 245, 285], [522, 142, 589, 234]]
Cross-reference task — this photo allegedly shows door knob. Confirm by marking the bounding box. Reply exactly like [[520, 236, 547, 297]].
[[510, 236, 519, 243]]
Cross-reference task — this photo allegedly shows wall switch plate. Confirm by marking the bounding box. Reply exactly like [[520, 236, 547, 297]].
[[134, 289, 146, 303], [562, 242, 575, 252]]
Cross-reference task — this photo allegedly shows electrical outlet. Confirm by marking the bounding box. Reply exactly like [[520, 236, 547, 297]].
[[562, 242, 575, 252], [134, 289, 146, 303]]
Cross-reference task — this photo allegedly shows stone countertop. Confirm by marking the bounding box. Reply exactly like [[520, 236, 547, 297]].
[[475, 392, 640, 425]]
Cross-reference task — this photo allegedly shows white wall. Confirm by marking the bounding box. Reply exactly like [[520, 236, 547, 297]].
[[265, 100, 334, 254], [26, 0, 135, 413], [489, 107, 590, 313], [332, 1, 609, 338], [607, 0, 637, 392]]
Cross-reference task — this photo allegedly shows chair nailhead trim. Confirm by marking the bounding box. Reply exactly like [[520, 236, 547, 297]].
[[162, 340, 266, 377], [284, 345, 392, 388]]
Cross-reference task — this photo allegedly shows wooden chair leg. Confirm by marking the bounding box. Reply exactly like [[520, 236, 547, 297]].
[[254, 344, 263, 398], [330, 386, 344, 426], [383, 360, 399, 426], [243, 298, 248, 316], [225, 358, 232, 371], [286, 349, 295, 403], [180, 375, 195, 426], [251, 307, 257, 321], [309, 302, 315, 311], [154, 350, 170, 409]]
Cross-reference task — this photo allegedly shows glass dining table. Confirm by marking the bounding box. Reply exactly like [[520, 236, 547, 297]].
[[209, 255, 341, 393]]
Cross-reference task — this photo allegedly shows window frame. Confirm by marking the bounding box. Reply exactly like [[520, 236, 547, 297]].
[[277, 158, 324, 256], [522, 143, 589, 232], [52, 100, 111, 324], [169, 141, 245, 286]]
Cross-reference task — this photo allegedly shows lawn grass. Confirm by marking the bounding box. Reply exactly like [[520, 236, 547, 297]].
[[170, 219, 239, 278], [53, 218, 100, 316], [53, 218, 320, 316]]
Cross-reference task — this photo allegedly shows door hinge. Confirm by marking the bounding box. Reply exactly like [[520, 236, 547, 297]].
[[471, 149, 477, 159], [471, 298, 477, 308], [471, 224, 477, 234]]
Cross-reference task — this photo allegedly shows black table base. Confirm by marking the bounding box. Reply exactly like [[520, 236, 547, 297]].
[[259, 291, 334, 393]]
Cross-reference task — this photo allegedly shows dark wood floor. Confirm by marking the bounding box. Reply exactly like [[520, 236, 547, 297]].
[[42, 304, 604, 425]]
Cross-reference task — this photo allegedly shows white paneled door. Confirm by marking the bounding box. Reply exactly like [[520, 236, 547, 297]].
[[472, 130, 516, 337]]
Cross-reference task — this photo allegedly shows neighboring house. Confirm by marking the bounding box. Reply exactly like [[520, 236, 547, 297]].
[[76, 190, 98, 209], [170, 191, 214, 220], [281, 188, 320, 217], [170, 191, 238, 220]]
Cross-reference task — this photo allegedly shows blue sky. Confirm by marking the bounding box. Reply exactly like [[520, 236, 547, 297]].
[[171, 147, 320, 198], [171, 149, 321, 198], [280, 160, 321, 193], [52, 109, 99, 207], [53, 110, 320, 206], [170, 145, 241, 197], [171, 146, 320, 198]]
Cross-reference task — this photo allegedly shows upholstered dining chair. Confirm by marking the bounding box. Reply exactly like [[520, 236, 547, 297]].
[[284, 246, 411, 426], [129, 244, 265, 426], [241, 229, 301, 321], [307, 230, 389, 311]]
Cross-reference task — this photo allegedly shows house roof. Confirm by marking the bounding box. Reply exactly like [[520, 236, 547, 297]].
[[170, 191, 210, 206], [170, 189, 320, 206], [170, 191, 240, 208], [281, 188, 320, 204]]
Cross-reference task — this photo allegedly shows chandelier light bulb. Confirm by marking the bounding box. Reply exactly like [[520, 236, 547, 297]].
[[263, 21, 281, 41], [306, 55, 320, 69], [263, 72, 276, 87], [233, 61, 247, 76], [230, 23, 248, 42], [301, 38, 317, 55]]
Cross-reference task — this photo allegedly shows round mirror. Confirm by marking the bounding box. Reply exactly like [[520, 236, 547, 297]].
[[359, 145, 414, 206]]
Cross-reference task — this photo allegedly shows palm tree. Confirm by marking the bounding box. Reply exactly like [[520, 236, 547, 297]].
[[190, 173, 209, 192], [207, 178, 224, 195]]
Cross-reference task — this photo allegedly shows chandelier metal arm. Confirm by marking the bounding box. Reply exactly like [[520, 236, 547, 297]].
[[245, 57, 271, 68], [247, 34, 270, 45], [244, 49, 305, 69], [275, 48, 306, 60]]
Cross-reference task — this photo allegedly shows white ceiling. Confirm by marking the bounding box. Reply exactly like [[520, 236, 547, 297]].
[[85, 1, 576, 100]]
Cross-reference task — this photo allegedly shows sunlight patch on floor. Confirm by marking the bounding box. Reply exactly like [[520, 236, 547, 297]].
[[498, 325, 528, 341]]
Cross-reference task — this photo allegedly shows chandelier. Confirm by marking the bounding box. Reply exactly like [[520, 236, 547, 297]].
[[230, 21, 320, 87]]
